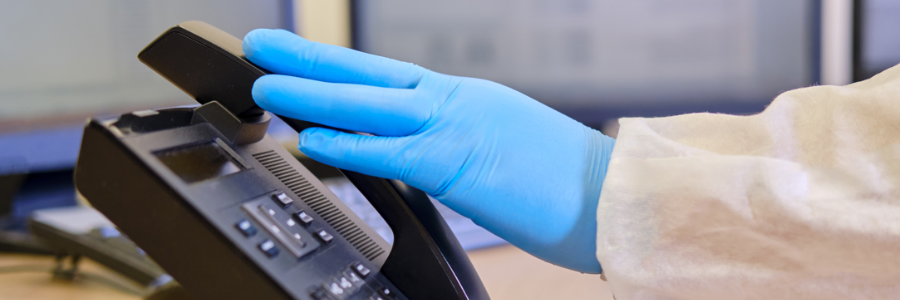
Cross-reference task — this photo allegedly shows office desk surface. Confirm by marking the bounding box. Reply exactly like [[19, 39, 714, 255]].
[[468, 245, 614, 300], [0, 253, 141, 300], [0, 245, 614, 300]]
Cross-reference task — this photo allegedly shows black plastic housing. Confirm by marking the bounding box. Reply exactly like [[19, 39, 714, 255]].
[[74, 20, 489, 300], [77, 104, 403, 299]]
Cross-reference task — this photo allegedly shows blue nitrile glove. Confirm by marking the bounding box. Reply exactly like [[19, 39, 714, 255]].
[[244, 29, 615, 273]]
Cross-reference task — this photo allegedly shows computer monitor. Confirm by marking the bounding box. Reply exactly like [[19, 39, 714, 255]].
[[352, 0, 822, 127], [0, 0, 293, 174], [853, 0, 900, 81]]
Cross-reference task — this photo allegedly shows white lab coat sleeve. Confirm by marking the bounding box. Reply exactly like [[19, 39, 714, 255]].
[[596, 64, 900, 300]]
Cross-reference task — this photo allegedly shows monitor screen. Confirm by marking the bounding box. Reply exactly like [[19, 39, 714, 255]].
[[354, 0, 820, 124], [0, 0, 291, 131], [0, 0, 291, 173], [855, 0, 900, 81]]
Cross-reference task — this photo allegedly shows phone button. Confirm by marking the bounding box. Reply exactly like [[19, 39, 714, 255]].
[[316, 229, 334, 243], [235, 219, 257, 237], [353, 263, 371, 278], [377, 286, 395, 299], [294, 210, 314, 226], [258, 239, 279, 258], [272, 192, 294, 207]]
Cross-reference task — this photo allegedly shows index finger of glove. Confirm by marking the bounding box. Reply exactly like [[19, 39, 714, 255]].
[[252, 74, 430, 137], [243, 29, 426, 89]]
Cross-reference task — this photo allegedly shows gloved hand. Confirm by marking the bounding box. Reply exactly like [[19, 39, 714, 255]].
[[244, 29, 615, 273]]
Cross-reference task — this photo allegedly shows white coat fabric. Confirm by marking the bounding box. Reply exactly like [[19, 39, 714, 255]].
[[597, 64, 900, 300]]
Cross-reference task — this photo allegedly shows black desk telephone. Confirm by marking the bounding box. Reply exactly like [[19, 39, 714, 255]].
[[74, 21, 490, 300]]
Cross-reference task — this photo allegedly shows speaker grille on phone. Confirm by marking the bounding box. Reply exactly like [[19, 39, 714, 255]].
[[252, 150, 385, 261]]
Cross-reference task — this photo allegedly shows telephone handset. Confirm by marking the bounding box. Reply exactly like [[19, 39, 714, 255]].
[[74, 21, 489, 300]]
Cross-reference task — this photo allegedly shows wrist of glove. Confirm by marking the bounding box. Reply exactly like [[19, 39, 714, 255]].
[[244, 29, 615, 273]]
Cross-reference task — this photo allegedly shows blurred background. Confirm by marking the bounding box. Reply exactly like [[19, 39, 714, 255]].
[[0, 0, 897, 299]]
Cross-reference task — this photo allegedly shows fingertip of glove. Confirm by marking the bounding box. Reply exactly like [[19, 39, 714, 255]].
[[298, 128, 339, 150], [243, 29, 306, 59], [250, 75, 277, 109], [242, 29, 269, 59]]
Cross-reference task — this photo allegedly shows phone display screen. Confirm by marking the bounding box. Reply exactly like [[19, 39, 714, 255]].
[[154, 141, 243, 183]]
